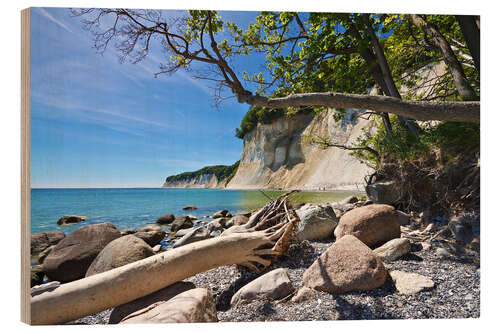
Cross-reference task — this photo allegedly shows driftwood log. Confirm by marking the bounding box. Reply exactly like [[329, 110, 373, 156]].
[[31, 192, 299, 325]]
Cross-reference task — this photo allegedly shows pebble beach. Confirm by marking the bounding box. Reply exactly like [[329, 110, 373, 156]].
[[70, 235, 480, 324]]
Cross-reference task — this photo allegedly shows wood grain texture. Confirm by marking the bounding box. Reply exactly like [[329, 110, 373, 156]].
[[21, 7, 31, 325]]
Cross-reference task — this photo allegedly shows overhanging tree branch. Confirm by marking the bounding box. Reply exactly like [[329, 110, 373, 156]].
[[237, 92, 480, 123]]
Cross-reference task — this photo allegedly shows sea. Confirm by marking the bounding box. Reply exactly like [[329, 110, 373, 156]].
[[31, 188, 359, 235]]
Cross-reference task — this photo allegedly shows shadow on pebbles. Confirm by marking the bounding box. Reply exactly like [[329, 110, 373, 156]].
[[69, 238, 480, 324]]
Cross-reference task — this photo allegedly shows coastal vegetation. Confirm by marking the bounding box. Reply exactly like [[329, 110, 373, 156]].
[[165, 161, 240, 185]]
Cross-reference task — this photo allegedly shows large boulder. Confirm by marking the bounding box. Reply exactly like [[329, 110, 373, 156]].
[[31, 231, 65, 254], [182, 206, 197, 210], [170, 216, 194, 232], [119, 288, 217, 323], [42, 222, 121, 282], [231, 268, 294, 307], [156, 214, 175, 224], [303, 235, 387, 294], [295, 205, 338, 242], [365, 180, 400, 205], [37, 245, 55, 264], [173, 226, 211, 248], [334, 204, 401, 248], [109, 281, 196, 324], [133, 230, 166, 247], [389, 270, 435, 294], [56, 215, 87, 225], [31, 265, 45, 287], [373, 238, 411, 262], [86, 235, 154, 277]]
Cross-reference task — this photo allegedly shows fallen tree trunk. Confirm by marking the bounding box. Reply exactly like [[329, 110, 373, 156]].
[[239, 92, 480, 123], [31, 194, 298, 325]]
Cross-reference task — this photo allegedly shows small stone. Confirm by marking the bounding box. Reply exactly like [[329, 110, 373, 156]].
[[436, 247, 452, 259], [291, 287, 315, 303], [231, 268, 294, 307], [421, 242, 431, 251], [389, 270, 435, 294], [373, 238, 411, 262]]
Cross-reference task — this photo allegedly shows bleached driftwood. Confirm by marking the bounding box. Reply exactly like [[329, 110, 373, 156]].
[[31, 193, 298, 325]]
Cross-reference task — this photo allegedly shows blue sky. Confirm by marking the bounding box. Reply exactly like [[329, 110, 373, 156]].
[[30, 7, 266, 188]]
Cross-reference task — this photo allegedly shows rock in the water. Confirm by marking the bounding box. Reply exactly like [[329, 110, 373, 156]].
[[373, 238, 411, 262], [136, 224, 162, 233], [334, 204, 401, 248], [389, 270, 435, 294], [396, 210, 411, 226], [295, 205, 338, 242], [173, 226, 211, 248], [109, 281, 196, 324], [173, 227, 194, 238], [120, 229, 135, 236], [133, 230, 166, 247], [171, 216, 194, 232], [119, 288, 217, 323], [365, 180, 400, 204], [207, 217, 229, 230], [340, 195, 359, 205], [31, 265, 45, 287], [231, 268, 294, 307], [31, 231, 65, 254], [291, 287, 316, 303], [156, 214, 175, 225], [212, 209, 230, 219], [86, 235, 154, 277], [182, 205, 197, 210], [229, 214, 249, 226], [303, 235, 387, 294], [56, 215, 87, 225], [37, 245, 55, 264], [43, 222, 121, 282]]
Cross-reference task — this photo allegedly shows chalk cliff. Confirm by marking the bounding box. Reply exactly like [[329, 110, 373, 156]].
[[226, 109, 374, 191], [162, 173, 223, 188]]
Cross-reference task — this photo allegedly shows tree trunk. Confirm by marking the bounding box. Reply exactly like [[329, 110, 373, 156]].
[[238, 91, 479, 123], [410, 14, 477, 101], [456, 15, 480, 72], [362, 14, 421, 135], [349, 23, 393, 135], [31, 195, 298, 325]]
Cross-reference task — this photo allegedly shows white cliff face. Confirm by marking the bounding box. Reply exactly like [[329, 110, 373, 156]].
[[162, 173, 223, 188], [226, 109, 374, 191]]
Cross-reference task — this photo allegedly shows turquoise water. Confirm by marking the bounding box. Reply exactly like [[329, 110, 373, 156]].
[[30, 188, 357, 235]]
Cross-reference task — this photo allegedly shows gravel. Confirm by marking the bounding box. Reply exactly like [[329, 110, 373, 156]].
[[68, 233, 479, 324]]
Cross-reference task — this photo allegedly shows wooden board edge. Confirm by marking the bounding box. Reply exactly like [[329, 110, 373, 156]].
[[21, 7, 31, 325]]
